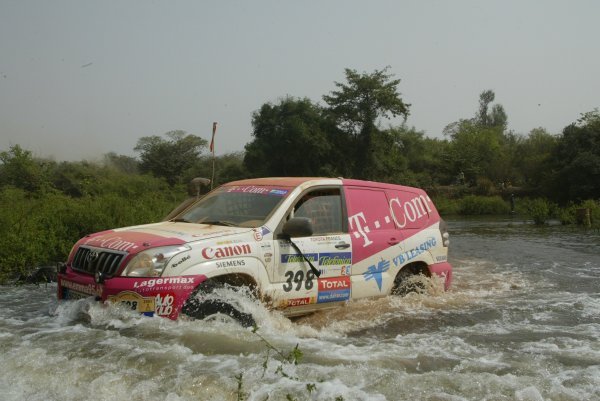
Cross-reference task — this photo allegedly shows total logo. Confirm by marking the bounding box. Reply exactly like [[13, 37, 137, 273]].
[[318, 277, 350, 290]]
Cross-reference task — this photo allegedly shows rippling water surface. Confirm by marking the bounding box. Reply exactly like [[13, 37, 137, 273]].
[[1, 218, 599, 401]]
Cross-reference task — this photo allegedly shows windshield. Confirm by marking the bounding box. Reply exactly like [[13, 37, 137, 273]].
[[176, 185, 292, 227]]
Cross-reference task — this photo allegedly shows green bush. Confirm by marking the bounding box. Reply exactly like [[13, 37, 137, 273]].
[[580, 200, 600, 228], [0, 185, 183, 283], [557, 203, 578, 225], [555, 199, 599, 227], [430, 196, 460, 216], [457, 195, 511, 215], [520, 198, 555, 225]]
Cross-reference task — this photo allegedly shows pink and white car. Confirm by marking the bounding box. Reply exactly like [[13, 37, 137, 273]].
[[57, 177, 452, 325]]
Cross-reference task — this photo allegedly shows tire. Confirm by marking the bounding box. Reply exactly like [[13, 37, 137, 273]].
[[181, 280, 256, 328], [391, 265, 428, 296]]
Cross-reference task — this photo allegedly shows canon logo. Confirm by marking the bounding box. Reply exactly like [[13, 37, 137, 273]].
[[202, 244, 251, 260]]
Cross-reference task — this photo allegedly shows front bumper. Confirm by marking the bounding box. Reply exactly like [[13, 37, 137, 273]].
[[57, 269, 207, 319]]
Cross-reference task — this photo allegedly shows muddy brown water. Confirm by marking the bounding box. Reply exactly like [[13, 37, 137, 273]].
[[1, 217, 599, 400]]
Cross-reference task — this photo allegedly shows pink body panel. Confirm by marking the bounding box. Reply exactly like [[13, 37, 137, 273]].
[[343, 179, 441, 263], [428, 262, 453, 290], [58, 271, 207, 319]]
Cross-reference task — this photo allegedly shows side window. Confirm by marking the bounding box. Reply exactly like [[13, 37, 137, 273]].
[[291, 189, 343, 235]]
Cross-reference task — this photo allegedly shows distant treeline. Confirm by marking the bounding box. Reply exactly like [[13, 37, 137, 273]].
[[1, 68, 599, 281]]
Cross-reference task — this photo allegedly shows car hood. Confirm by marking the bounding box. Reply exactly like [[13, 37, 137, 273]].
[[77, 222, 253, 255]]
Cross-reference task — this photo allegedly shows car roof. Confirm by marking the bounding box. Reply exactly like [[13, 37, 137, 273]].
[[221, 177, 423, 193], [223, 177, 328, 187]]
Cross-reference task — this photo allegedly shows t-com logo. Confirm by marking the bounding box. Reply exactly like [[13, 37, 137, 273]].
[[349, 195, 434, 247]]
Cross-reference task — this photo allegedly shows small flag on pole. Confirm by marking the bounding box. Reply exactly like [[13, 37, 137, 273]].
[[210, 122, 217, 154]]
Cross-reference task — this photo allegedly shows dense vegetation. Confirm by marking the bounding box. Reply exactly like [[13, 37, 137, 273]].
[[1, 68, 599, 282]]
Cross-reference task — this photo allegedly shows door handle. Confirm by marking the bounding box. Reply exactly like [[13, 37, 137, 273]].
[[335, 242, 351, 249], [388, 238, 400, 245]]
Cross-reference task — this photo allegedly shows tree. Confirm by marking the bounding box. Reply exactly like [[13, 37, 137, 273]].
[[443, 90, 514, 187], [476, 89, 507, 129], [323, 67, 410, 179], [244, 97, 332, 177], [385, 125, 453, 187], [188, 152, 248, 191], [0, 145, 49, 193], [445, 119, 506, 185], [134, 130, 207, 186], [513, 128, 558, 189], [547, 109, 600, 202], [103, 152, 139, 174]]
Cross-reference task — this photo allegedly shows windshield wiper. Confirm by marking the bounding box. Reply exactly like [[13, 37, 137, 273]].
[[202, 220, 237, 227], [170, 218, 190, 223]]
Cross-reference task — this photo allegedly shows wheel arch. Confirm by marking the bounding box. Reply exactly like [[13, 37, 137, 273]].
[[391, 261, 431, 295]]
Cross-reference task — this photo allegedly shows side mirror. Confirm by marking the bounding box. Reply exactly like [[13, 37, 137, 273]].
[[281, 217, 313, 238]]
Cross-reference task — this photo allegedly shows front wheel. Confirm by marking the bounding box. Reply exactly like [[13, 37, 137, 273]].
[[181, 280, 256, 327]]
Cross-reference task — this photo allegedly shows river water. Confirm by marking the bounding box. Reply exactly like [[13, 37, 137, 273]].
[[1, 218, 599, 401]]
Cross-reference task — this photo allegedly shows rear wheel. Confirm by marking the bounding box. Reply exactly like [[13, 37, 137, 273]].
[[391, 264, 429, 296], [181, 279, 256, 327]]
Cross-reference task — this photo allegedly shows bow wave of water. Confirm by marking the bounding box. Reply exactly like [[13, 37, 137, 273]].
[[1, 218, 599, 401]]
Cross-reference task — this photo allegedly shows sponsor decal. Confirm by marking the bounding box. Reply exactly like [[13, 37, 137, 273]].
[[171, 255, 190, 268], [226, 186, 289, 196], [317, 277, 351, 303], [133, 277, 195, 289], [253, 226, 271, 242], [318, 277, 350, 291], [60, 279, 103, 297], [341, 265, 352, 276], [363, 259, 390, 291], [282, 297, 313, 307], [282, 252, 352, 273], [216, 260, 246, 268], [318, 252, 351, 266], [202, 244, 251, 259], [389, 195, 433, 229], [281, 253, 318, 264], [63, 289, 90, 300], [84, 235, 138, 252], [392, 237, 437, 266], [270, 189, 289, 196], [154, 293, 175, 316], [436, 255, 447, 262], [108, 291, 155, 313], [192, 230, 230, 238], [349, 194, 434, 248], [310, 235, 343, 242], [107, 291, 175, 316]]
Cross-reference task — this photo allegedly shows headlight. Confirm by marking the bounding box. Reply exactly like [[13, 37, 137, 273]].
[[122, 245, 190, 277]]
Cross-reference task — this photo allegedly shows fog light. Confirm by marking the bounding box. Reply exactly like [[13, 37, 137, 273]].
[[94, 270, 105, 284]]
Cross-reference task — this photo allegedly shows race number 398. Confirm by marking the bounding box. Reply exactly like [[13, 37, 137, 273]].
[[282, 270, 315, 292]]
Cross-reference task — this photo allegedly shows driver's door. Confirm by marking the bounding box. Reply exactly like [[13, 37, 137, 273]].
[[272, 187, 353, 310]]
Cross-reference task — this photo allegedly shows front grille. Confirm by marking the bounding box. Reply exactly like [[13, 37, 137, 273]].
[[71, 246, 126, 277]]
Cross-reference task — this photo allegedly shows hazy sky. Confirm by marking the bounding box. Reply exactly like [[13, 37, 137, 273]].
[[1, 0, 599, 161]]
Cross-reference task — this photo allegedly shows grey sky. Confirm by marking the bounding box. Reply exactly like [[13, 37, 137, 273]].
[[1, 0, 598, 161]]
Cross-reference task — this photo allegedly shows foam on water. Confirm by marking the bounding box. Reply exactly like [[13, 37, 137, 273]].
[[1, 220, 600, 400]]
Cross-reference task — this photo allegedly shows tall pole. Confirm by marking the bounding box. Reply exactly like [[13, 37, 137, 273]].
[[210, 122, 217, 190]]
